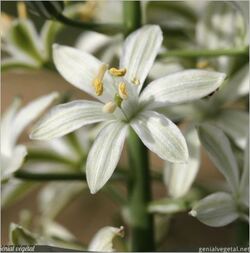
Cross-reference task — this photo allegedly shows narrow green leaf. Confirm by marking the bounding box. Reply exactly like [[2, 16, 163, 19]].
[[8, 20, 44, 63]]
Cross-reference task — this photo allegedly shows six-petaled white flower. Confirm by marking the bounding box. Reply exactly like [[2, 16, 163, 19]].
[[30, 25, 226, 194]]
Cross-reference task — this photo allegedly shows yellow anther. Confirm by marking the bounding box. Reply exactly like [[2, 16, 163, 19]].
[[93, 79, 103, 96], [17, 2, 27, 19], [131, 77, 140, 86], [102, 101, 117, 113], [92, 64, 108, 96], [196, 60, 210, 69], [118, 82, 128, 100], [109, 67, 127, 77]]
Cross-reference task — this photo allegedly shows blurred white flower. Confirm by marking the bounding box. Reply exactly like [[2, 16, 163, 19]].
[[1, 92, 58, 181], [88, 226, 124, 252], [10, 220, 124, 252], [30, 25, 226, 194], [196, 1, 249, 73], [189, 124, 249, 227]]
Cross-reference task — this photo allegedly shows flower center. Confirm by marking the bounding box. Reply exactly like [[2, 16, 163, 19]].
[[93, 65, 129, 115]]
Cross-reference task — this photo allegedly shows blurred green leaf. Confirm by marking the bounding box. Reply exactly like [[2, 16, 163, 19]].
[[10, 223, 38, 245]]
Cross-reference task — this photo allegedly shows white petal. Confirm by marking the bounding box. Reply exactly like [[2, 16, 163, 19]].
[[53, 44, 116, 102], [213, 109, 248, 149], [76, 31, 112, 54], [131, 111, 188, 163], [215, 63, 249, 103], [12, 92, 59, 143], [164, 126, 200, 198], [240, 140, 249, 207], [140, 70, 226, 109], [190, 192, 239, 227], [88, 226, 124, 252], [1, 98, 21, 155], [86, 121, 127, 194], [120, 25, 163, 93], [198, 124, 240, 194], [30, 100, 112, 140], [1, 145, 27, 181]]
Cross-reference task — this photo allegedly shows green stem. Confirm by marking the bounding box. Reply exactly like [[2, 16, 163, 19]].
[[158, 47, 249, 59], [127, 129, 155, 251], [26, 149, 76, 165], [55, 13, 124, 35], [14, 170, 127, 182], [123, 2, 155, 250], [123, 1, 141, 35]]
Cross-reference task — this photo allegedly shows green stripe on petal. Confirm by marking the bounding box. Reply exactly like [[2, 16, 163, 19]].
[[131, 111, 188, 163], [140, 70, 226, 109], [190, 192, 239, 227], [120, 25, 163, 93], [30, 100, 113, 140]]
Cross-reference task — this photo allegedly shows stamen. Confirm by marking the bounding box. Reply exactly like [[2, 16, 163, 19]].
[[131, 77, 140, 86], [102, 101, 117, 113], [118, 82, 128, 100], [92, 64, 108, 96], [17, 2, 27, 19], [196, 60, 209, 69], [109, 67, 127, 77], [97, 64, 108, 80], [92, 79, 103, 96]]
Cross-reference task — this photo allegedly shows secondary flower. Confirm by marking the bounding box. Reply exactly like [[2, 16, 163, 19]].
[[189, 124, 249, 227], [31, 25, 226, 194], [1, 92, 58, 181], [1, 2, 80, 71]]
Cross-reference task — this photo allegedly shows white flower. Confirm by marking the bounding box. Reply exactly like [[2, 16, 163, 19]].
[[31, 25, 226, 194], [1, 92, 58, 181]]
